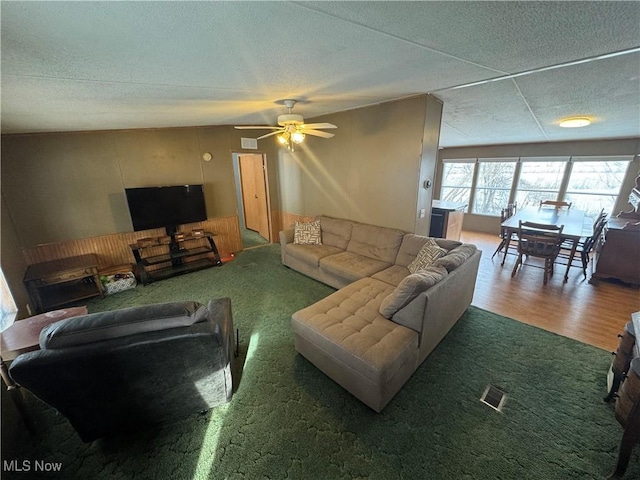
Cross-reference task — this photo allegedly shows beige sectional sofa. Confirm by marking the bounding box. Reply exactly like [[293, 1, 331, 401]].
[[280, 215, 481, 412]]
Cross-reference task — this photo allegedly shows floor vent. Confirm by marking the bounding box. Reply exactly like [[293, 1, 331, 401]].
[[480, 385, 507, 412]]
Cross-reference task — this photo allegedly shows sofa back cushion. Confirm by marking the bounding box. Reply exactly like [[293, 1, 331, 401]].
[[347, 223, 405, 263], [318, 215, 353, 249], [379, 265, 448, 320], [432, 244, 478, 273], [41, 301, 209, 350]]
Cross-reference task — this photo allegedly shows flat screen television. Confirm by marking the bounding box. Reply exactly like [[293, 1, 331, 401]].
[[125, 184, 207, 235]]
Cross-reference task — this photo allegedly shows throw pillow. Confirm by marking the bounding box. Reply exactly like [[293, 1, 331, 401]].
[[293, 220, 322, 245], [408, 238, 447, 273], [379, 265, 448, 319]]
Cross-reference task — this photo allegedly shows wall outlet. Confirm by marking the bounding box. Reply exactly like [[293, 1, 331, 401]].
[[419, 208, 426, 218]]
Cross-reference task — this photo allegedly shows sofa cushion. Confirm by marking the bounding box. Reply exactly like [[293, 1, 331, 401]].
[[40, 301, 208, 350], [347, 223, 405, 264], [284, 243, 343, 268], [395, 235, 431, 267], [371, 264, 411, 287], [291, 277, 417, 384], [318, 216, 353, 249], [408, 239, 447, 273], [294, 220, 322, 245], [320, 251, 391, 283], [432, 244, 477, 273], [379, 265, 448, 320], [435, 238, 464, 251]]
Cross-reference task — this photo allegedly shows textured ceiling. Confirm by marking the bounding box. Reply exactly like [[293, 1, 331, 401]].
[[1, 1, 639, 147]]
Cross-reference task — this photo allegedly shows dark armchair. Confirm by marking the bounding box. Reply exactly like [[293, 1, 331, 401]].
[[9, 298, 235, 442]]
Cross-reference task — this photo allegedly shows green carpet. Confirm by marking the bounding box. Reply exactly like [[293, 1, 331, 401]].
[[240, 227, 268, 248], [2, 244, 638, 479]]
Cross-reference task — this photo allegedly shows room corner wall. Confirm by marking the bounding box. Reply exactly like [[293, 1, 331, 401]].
[[414, 95, 443, 236]]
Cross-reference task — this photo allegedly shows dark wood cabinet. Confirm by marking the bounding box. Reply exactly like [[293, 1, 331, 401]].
[[591, 219, 640, 286], [591, 180, 640, 287], [430, 200, 466, 241], [23, 254, 103, 314], [607, 311, 640, 479]]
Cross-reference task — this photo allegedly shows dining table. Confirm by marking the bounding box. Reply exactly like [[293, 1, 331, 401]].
[[500, 206, 588, 282]]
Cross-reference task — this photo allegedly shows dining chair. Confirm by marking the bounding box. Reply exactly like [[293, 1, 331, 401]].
[[557, 213, 608, 278], [491, 203, 518, 260], [540, 200, 572, 209], [511, 221, 565, 285]]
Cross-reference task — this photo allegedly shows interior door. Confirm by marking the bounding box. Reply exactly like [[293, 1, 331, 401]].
[[239, 154, 270, 241]]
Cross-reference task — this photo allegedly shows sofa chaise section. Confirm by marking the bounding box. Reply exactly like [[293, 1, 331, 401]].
[[292, 277, 419, 412]]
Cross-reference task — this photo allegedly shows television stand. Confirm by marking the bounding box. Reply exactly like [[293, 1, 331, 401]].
[[130, 232, 222, 285]]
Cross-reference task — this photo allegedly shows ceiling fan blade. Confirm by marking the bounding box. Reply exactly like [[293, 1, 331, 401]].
[[303, 129, 335, 138], [234, 126, 280, 130], [302, 123, 337, 129], [257, 131, 282, 140]]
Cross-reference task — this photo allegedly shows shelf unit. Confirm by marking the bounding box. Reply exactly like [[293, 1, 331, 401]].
[[23, 254, 104, 314], [130, 232, 222, 285]]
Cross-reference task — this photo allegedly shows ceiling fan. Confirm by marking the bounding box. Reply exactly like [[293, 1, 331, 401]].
[[234, 100, 336, 150]]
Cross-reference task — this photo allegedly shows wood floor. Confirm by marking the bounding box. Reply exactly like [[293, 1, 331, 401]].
[[462, 230, 640, 352]]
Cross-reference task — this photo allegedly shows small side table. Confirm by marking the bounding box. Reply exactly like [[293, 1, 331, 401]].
[[23, 254, 103, 314], [0, 306, 88, 431]]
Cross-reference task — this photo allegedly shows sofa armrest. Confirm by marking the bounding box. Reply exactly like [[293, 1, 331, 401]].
[[206, 297, 234, 366], [414, 249, 481, 363]]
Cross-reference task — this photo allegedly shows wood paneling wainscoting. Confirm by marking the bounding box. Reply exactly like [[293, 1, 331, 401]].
[[277, 211, 315, 234], [22, 216, 243, 270]]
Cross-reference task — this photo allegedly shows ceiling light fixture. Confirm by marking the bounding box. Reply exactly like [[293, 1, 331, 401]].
[[277, 128, 306, 151], [291, 131, 305, 144], [558, 117, 591, 128]]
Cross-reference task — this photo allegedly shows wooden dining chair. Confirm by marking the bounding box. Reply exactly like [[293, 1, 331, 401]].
[[557, 213, 608, 278], [540, 200, 572, 209], [511, 221, 565, 285], [491, 203, 518, 260]]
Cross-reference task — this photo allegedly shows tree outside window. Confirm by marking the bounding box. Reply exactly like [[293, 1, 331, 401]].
[[515, 158, 567, 208], [440, 161, 474, 209], [473, 160, 517, 215], [565, 157, 631, 217]]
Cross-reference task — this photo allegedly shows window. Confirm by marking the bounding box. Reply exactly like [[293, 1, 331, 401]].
[[515, 157, 568, 209], [564, 157, 631, 217], [473, 159, 517, 215], [438, 154, 633, 218], [0, 269, 17, 331], [440, 160, 474, 209]]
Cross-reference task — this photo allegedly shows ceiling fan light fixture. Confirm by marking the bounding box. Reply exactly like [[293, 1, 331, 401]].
[[558, 117, 591, 128], [278, 132, 290, 145], [291, 131, 305, 144]]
